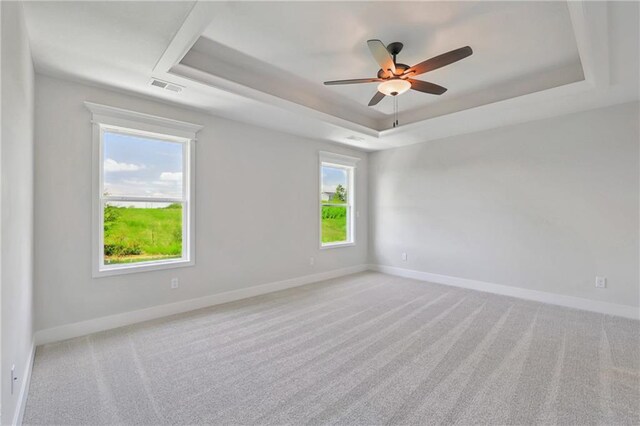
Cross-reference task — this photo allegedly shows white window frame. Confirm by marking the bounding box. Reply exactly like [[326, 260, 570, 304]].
[[319, 151, 359, 249], [85, 102, 202, 277]]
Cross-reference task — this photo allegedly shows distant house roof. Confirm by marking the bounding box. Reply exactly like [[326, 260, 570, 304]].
[[321, 191, 335, 201]]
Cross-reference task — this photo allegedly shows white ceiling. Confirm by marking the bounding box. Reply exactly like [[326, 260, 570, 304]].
[[22, 1, 200, 106], [21, 1, 640, 151], [197, 1, 582, 121]]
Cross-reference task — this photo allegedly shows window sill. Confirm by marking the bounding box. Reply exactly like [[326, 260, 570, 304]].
[[320, 242, 356, 250], [93, 258, 194, 278]]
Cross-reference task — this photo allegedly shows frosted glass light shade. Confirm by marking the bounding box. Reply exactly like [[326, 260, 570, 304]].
[[377, 79, 411, 96]]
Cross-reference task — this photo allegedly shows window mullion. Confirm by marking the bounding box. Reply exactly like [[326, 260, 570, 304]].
[[102, 196, 183, 203]]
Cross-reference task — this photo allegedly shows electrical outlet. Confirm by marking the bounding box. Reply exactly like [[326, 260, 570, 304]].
[[595, 276, 607, 288], [309, 257, 315, 266], [171, 278, 179, 289], [402, 252, 408, 261]]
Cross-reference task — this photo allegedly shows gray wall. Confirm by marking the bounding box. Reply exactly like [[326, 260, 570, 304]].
[[369, 102, 639, 308], [34, 74, 368, 331], [1, 2, 35, 424]]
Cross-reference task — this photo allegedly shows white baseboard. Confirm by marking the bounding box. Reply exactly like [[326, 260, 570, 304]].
[[34, 262, 636, 347], [12, 340, 35, 426], [370, 264, 639, 320], [34, 264, 368, 345]]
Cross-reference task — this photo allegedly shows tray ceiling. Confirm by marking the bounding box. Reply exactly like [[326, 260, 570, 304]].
[[191, 1, 583, 128], [21, 1, 639, 151]]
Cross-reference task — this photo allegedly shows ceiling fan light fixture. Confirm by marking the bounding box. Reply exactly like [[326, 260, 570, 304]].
[[377, 79, 411, 96]]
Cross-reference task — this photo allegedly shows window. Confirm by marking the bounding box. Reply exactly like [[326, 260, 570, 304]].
[[86, 102, 202, 276], [319, 151, 359, 248]]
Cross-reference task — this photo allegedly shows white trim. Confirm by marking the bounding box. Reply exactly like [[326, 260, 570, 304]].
[[12, 340, 35, 426], [32, 263, 637, 346], [319, 151, 360, 168], [319, 157, 356, 248], [152, 1, 219, 75], [89, 105, 199, 278], [84, 102, 202, 140], [320, 242, 356, 250], [567, 1, 609, 88], [34, 264, 369, 345], [94, 258, 195, 278], [369, 264, 640, 320]]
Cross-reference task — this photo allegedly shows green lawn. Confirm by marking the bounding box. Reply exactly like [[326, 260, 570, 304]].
[[104, 204, 182, 264], [321, 204, 347, 244], [104, 202, 349, 263], [322, 216, 347, 243]]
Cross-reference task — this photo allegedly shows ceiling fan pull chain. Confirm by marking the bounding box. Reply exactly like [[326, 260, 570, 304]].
[[392, 96, 399, 128], [393, 97, 395, 128]]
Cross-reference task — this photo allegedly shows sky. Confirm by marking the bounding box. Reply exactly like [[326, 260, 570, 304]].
[[104, 132, 347, 202], [103, 132, 183, 199], [322, 165, 347, 194]]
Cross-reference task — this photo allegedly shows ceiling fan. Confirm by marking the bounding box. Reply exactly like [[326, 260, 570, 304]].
[[324, 40, 473, 109]]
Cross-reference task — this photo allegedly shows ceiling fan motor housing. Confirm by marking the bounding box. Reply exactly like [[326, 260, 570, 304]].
[[377, 64, 409, 78]]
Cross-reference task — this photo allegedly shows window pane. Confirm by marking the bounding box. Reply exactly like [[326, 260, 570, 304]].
[[321, 205, 347, 244], [321, 165, 348, 204], [103, 131, 183, 198], [104, 201, 182, 265]]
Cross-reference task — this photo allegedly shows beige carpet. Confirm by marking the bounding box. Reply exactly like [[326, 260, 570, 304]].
[[24, 272, 639, 425]]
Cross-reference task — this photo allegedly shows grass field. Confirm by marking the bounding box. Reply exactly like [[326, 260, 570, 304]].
[[104, 202, 348, 264], [322, 216, 347, 243], [321, 205, 347, 244], [104, 204, 182, 264]]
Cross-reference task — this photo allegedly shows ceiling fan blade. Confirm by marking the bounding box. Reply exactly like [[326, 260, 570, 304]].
[[368, 91, 386, 106], [367, 39, 396, 75], [324, 78, 383, 85], [408, 79, 448, 95], [406, 46, 473, 77]]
